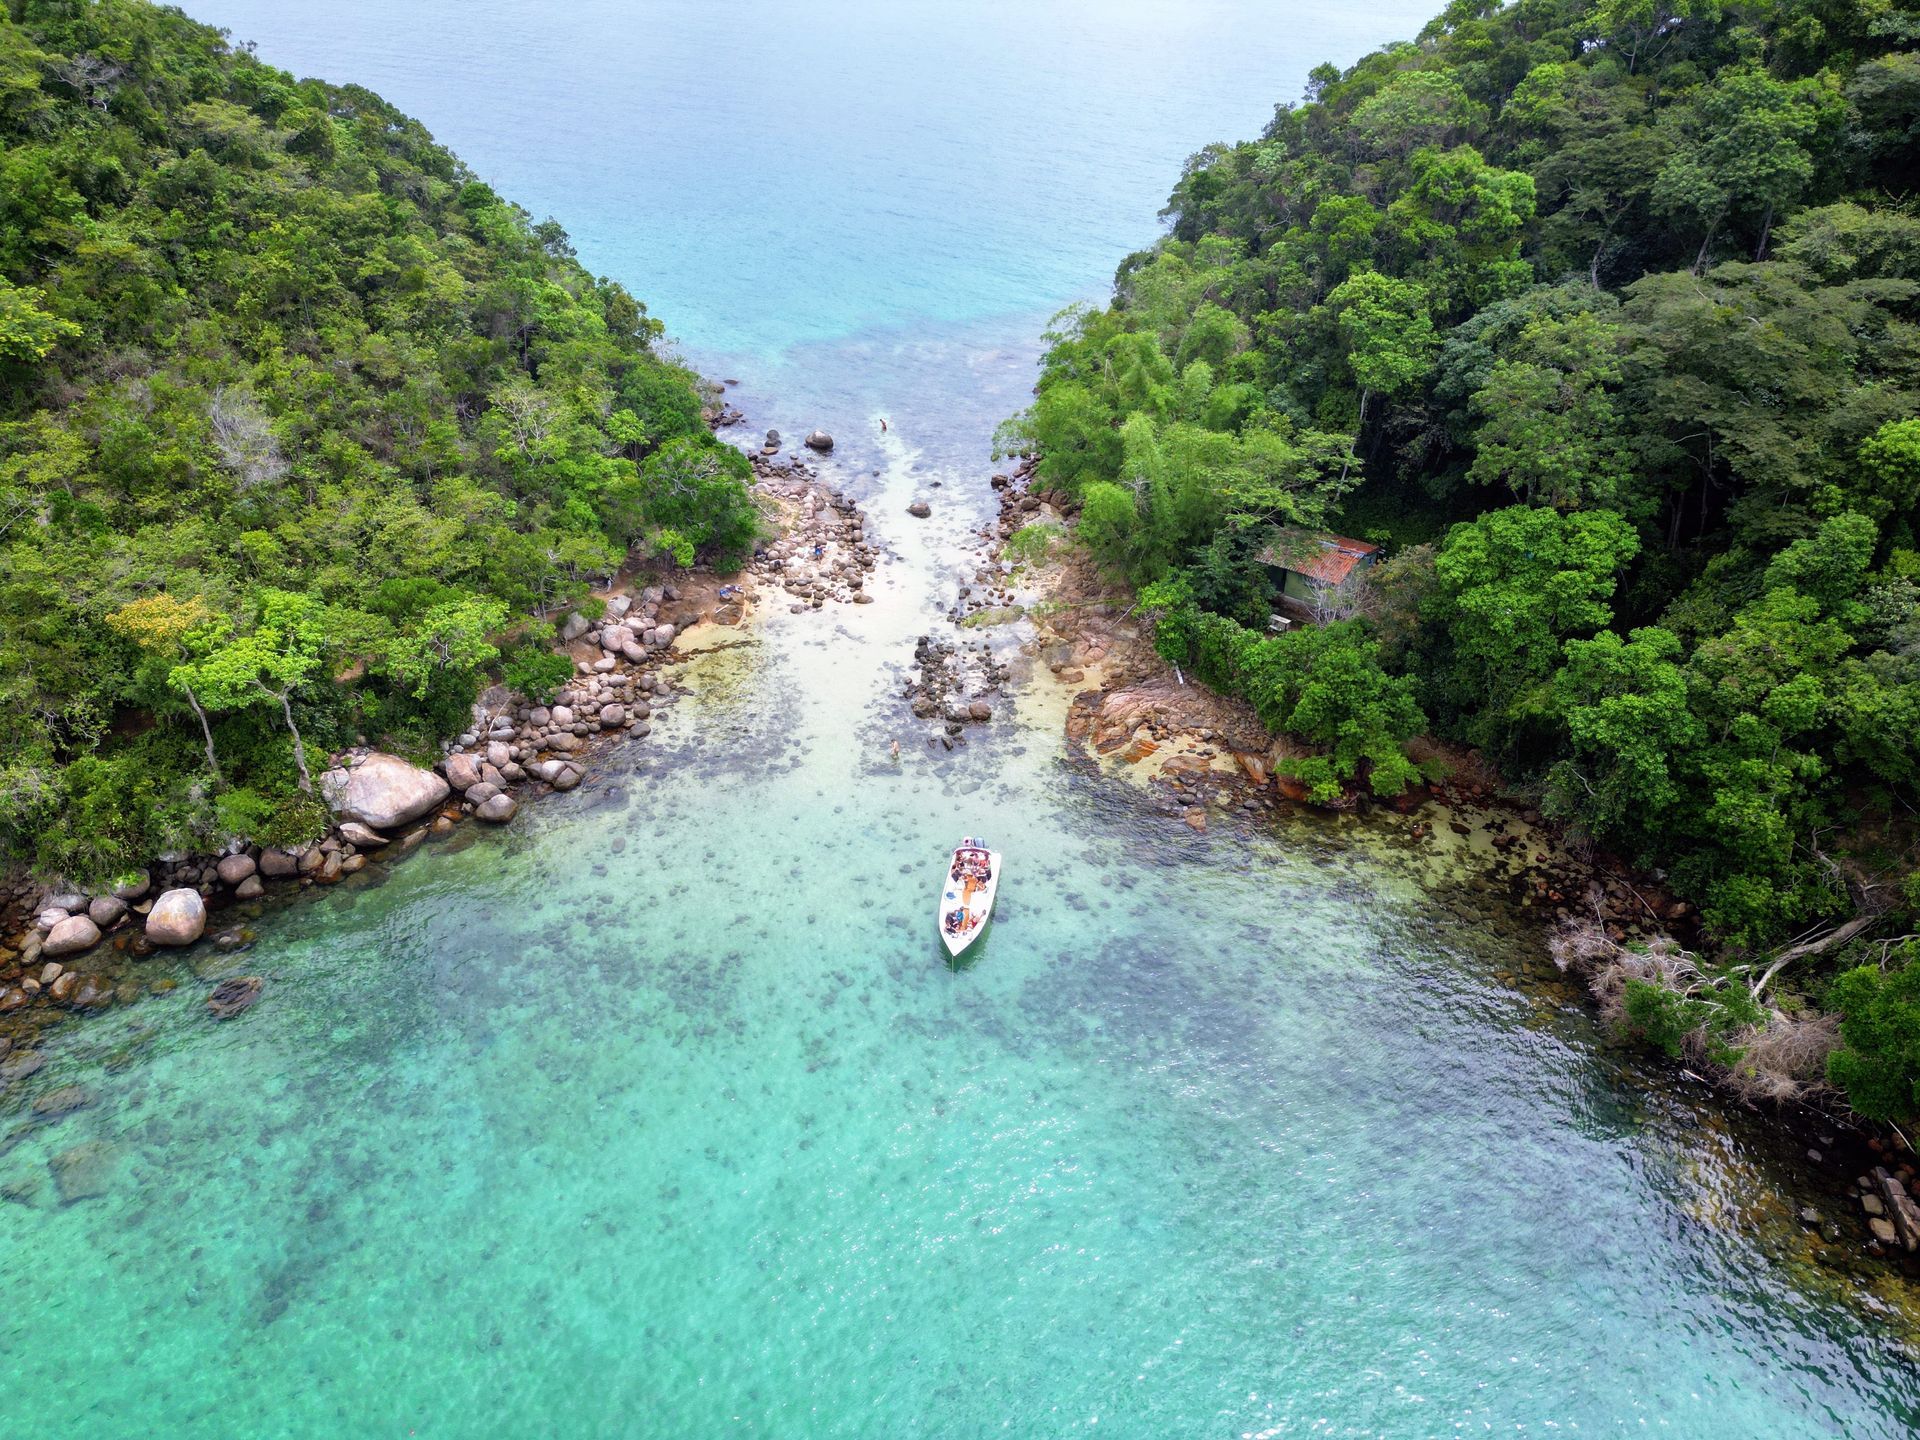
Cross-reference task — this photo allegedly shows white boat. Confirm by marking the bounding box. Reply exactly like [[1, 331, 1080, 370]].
[[937, 836, 1002, 958]]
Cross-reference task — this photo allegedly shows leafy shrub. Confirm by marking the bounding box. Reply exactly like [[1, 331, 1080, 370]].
[[503, 647, 575, 704]]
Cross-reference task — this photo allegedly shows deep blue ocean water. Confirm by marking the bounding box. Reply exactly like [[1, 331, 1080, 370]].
[[4, 2, 1918, 1435]]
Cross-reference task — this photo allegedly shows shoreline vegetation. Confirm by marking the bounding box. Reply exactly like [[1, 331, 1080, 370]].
[[982, 0, 1920, 1256], [0, 7, 891, 1039], [975, 458, 1920, 1266]]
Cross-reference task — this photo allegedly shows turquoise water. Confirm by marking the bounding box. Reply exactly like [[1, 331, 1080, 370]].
[[6, 2, 1920, 1434]]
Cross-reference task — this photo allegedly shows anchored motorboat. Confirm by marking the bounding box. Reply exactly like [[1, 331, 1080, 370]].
[[937, 836, 1002, 958]]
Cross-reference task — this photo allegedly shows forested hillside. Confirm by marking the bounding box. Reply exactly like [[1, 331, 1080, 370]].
[[1003, 0, 1920, 1115], [0, 1, 757, 881]]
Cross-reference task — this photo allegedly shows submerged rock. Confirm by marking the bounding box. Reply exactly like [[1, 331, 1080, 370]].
[[49, 1141, 116, 1205], [323, 753, 450, 829], [207, 976, 263, 1020], [31, 1084, 93, 1118]]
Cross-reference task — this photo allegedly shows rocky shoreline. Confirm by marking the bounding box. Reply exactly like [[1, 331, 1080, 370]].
[[968, 458, 1920, 1273], [0, 404, 876, 1056]]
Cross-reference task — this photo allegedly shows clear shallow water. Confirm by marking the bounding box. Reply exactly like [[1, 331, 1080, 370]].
[[6, 2, 1920, 1434]]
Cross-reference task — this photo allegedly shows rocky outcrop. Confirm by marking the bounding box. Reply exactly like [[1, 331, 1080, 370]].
[[145, 888, 207, 947], [322, 753, 450, 829]]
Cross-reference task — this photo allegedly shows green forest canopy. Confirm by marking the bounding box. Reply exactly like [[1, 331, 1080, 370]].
[[1001, 1, 1920, 1115], [0, 0, 759, 881]]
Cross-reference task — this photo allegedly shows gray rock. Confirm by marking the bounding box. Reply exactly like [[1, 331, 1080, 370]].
[[908, 499, 932, 517], [322, 753, 450, 829], [145, 888, 207, 947], [216, 854, 256, 886], [559, 612, 591, 643], [465, 782, 501, 805], [606, 595, 632, 619], [234, 875, 264, 901], [804, 429, 834, 452], [475, 793, 518, 823], [87, 895, 127, 928], [601, 704, 625, 728], [42, 915, 101, 958], [444, 752, 484, 791], [338, 822, 388, 848], [486, 741, 512, 769], [47, 892, 85, 912], [36, 907, 71, 932], [550, 705, 575, 727], [601, 623, 635, 652], [552, 764, 584, 792], [258, 849, 298, 879], [111, 874, 151, 902]]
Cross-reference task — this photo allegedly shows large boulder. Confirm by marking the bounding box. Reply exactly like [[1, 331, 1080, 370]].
[[145, 888, 207, 947], [87, 895, 127, 929], [42, 915, 101, 958], [323, 753, 450, 829], [804, 430, 834, 452], [215, 854, 256, 886], [474, 793, 518, 823]]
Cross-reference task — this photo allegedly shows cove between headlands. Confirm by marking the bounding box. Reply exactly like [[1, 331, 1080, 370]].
[[3, 0, 1920, 1390]]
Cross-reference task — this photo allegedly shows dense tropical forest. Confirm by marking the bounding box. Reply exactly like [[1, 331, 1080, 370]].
[[1002, 0, 1920, 1117], [0, 1, 757, 880]]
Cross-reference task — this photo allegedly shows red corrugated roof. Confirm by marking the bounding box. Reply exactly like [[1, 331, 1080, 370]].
[[1260, 531, 1380, 586]]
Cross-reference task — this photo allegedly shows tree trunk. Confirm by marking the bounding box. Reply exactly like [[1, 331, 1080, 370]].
[[1338, 389, 1369, 487], [1754, 199, 1775, 262], [271, 686, 313, 793], [1692, 213, 1723, 276], [182, 680, 221, 781]]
